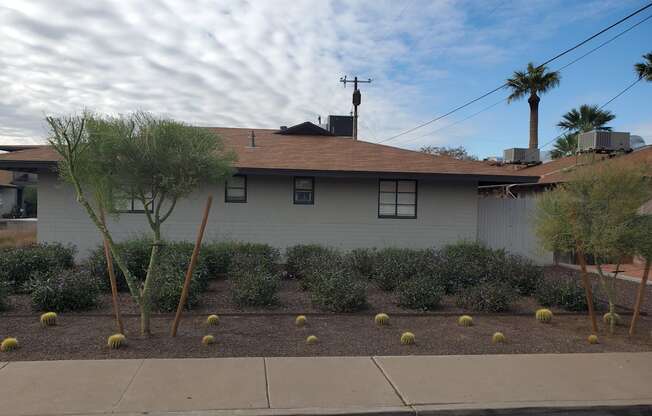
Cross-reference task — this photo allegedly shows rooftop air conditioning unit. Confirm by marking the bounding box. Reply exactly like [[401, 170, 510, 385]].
[[503, 148, 540, 164], [578, 131, 631, 153]]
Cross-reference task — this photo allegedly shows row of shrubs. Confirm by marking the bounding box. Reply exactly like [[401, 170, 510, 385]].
[[0, 240, 594, 314]]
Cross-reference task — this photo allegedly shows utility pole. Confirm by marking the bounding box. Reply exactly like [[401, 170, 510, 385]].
[[340, 75, 372, 140]]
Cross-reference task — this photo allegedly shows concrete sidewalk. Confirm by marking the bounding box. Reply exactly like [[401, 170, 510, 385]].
[[0, 352, 651, 416]]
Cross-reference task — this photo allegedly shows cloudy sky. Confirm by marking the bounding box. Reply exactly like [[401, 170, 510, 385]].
[[1, 0, 651, 158]]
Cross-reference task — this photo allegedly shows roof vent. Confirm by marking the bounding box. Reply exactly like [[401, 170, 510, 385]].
[[503, 148, 540, 165], [578, 130, 631, 153]]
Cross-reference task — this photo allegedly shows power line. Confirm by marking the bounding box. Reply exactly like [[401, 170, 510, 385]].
[[391, 12, 652, 147], [540, 77, 644, 150], [378, 1, 652, 143]]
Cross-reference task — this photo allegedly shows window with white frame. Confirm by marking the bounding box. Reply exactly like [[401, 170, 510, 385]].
[[378, 179, 417, 218], [225, 175, 247, 203], [293, 177, 314, 205]]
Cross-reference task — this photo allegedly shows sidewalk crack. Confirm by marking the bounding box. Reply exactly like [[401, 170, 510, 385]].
[[263, 357, 271, 409], [371, 356, 409, 407], [113, 359, 145, 408]]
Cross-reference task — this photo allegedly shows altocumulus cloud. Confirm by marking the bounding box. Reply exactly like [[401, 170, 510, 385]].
[[1, 0, 603, 146]]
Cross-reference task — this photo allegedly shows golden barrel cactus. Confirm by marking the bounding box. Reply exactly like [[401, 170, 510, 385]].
[[40, 312, 58, 327], [535, 308, 553, 323], [400, 332, 415, 345], [206, 314, 220, 326], [492, 332, 506, 344], [458, 315, 473, 327], [107, 333, 126, 349], [0, 337, 18, 352], [202, 335, 215, 345], [374, 313, 390, 326], [587, 334, 599, 344], [306, 335, 318, 344], [295, 315, 307, 327]]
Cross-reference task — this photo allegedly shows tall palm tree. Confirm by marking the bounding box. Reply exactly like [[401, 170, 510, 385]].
[[550, 133, 578, 159], [506, 62, 561, 149], [557, 104, 615, 133], [635, 52, 652, 81]]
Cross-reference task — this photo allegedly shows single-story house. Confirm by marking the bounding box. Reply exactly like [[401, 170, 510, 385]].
[[0, 121, 537, 258]]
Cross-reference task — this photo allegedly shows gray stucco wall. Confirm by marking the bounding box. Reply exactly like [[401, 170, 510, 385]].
[[38, 172, 479, 259]]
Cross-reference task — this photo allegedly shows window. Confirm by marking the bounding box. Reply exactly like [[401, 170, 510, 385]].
[[225, 175, 247, 203], [378, 179, 417, 218], [117, 192, 154, 213], [294, 177, 314, 205]]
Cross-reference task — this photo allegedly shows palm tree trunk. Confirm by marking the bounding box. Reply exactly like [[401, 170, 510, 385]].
[[528, 94, 540, 149]]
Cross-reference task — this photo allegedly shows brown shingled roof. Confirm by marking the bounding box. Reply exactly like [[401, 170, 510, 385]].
[[0, 128, 537, 181]]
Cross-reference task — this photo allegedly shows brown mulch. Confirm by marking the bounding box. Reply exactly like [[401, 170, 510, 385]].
[[2, 266, 651, 361]]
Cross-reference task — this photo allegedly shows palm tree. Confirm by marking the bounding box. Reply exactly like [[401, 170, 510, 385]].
[[550, 133, 578, 159], [506, 62, 561, 149], [635, 52, 652, 81], [557, 104, 615, 133]]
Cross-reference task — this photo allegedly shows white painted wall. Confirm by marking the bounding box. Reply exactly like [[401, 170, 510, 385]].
[[38, 172, 479, 259], [477, 195, 554, 264]]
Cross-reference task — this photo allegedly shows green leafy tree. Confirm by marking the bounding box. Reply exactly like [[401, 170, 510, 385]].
[[627, 215, 652, 335], [536, 162, 651, 333], [47, 112, 234, 335], [506, 62, 561, 149], [419, 145, 478, 161], [557, 104, 615, 134], [635, 52, 652, 81], [549, 133, 578, 160]]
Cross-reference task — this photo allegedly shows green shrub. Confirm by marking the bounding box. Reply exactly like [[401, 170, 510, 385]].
[[228, 244, 280, 276], [455, 280, 517, 312], [535, 277, 592, 312], [25, 268, 101, 312], [85, 237, 152, 292], [504, 254, 543, 296], [285, 245, 343, 290], [438, 242, 506, 293], [202, 241, 241, 275], [0, 243, 75, 292], [310, 268, 367, 312], [151, 261, 203, 312], [345, 248, 376, 279], [371, 248, 440, 291], [397, 274, 445, 311], [0, 281, 9, 311], [231, 270, 280, 307], [162, 241, 210, 292]]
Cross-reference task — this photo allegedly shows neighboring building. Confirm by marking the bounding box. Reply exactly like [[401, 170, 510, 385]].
[[0, 122, 536, 258], [0, 170, 17, 216]]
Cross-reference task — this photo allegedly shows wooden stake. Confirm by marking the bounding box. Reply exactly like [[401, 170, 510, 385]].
[[629, 259, 650, 336], [170, 195, 213, 337], [100, 208, 124, 334], [577, 250, 598, 334]]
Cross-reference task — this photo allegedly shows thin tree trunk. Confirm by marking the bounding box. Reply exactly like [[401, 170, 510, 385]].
[[577, 250, 598, 333], [139, 226, 162, 336], [528, 94, 540, 149], [99, 208, 124, 334], [629, 259, 651, 336]]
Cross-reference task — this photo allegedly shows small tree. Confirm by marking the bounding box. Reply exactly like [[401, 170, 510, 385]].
[[536, 162, 650, 333], [47, 112, 234, 335], [420, 145, 478, 161]]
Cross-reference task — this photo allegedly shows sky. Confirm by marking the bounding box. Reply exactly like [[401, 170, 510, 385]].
[[1, 0, 651, 158]]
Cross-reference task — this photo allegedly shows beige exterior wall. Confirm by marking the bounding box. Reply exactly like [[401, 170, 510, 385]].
[[38, 172, 479, 259]]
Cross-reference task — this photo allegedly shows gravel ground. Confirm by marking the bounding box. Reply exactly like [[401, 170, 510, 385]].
[[1, 313, 650, 361]]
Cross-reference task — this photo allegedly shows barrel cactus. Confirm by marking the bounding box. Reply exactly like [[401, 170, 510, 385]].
[[1, 337, 18, 352], [492, 332, 506, 344], [535, 308, 553, 323], [40, 312, 58, 327], [374, 313, 390, 326], [295, 315, 307, 327], [206, 314, 220, 326], [400, 332, 415, 345], [107, 333, 126, 349], [202, 335, 215, 345], [603, 312, 621, 326], [587, 334, 599, 344], [306, 335, 318, 344], [458, 315, 473, 327]]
